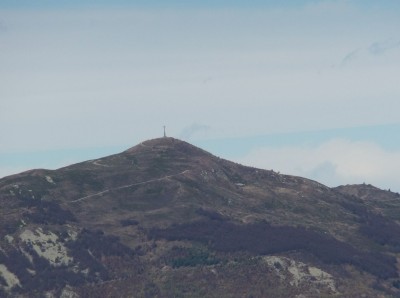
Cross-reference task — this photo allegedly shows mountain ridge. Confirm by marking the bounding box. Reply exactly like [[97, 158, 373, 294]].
[[1, 138, 400, 297]]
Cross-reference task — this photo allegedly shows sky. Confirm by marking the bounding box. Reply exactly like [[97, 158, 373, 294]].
[[1, 0, 400, 192]]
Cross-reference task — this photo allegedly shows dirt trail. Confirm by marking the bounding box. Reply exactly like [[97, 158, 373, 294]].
[[69, 170, 190, 203], [92, 160, 111, 167]]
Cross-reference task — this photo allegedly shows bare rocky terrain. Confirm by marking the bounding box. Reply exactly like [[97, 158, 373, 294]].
[[1, 137, 400, 297]]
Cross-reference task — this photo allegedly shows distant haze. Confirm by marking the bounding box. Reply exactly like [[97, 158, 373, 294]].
[[1, 0, 399, 191]]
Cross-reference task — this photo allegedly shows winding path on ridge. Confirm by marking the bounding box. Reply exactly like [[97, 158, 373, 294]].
[[68, 170, 191, 204]]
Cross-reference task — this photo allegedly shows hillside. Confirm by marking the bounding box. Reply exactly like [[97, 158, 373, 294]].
[[1, 137, 400, 297]]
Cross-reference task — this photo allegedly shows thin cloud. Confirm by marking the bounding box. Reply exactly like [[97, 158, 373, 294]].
[[2, 5, 400, 157], [341, 48, 360, 66], [368, 40, 400, 55], [340, 39, 400, 66], [179, 123, 210, 140]]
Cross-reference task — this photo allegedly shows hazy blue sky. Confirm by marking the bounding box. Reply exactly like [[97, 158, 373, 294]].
[[1, 0, 400, 191]]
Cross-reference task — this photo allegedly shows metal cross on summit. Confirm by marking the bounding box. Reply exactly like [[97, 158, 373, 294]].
[[163, 126, 166, 138]]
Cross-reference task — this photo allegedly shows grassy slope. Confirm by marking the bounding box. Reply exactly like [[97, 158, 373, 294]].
[[1, 138, 400, 297]]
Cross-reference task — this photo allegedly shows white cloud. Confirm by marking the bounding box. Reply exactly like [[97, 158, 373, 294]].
[[238, 139, 400, 192]]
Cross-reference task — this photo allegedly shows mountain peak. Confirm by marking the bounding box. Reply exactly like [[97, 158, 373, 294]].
[[124, 137, 212, 159], [136, 137, 186, 148], [1, 137, 400, 297]]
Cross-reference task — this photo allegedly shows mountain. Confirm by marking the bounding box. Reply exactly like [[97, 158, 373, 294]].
[[1, 137, 400, 297]]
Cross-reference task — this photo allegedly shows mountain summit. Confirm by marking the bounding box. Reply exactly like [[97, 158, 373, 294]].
[[1, 138, 400, 297]]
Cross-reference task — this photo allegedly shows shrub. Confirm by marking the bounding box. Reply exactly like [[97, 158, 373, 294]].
[[22, 200, 76, 225], [392, 280, 400, 289], [167, 246, 219, 268], [149, 220, 398, 279], [340, 199, 400, 251], [120, 219, 139, 227]]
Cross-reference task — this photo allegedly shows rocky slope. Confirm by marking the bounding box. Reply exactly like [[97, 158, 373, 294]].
[[1, 137, 400, 297]]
